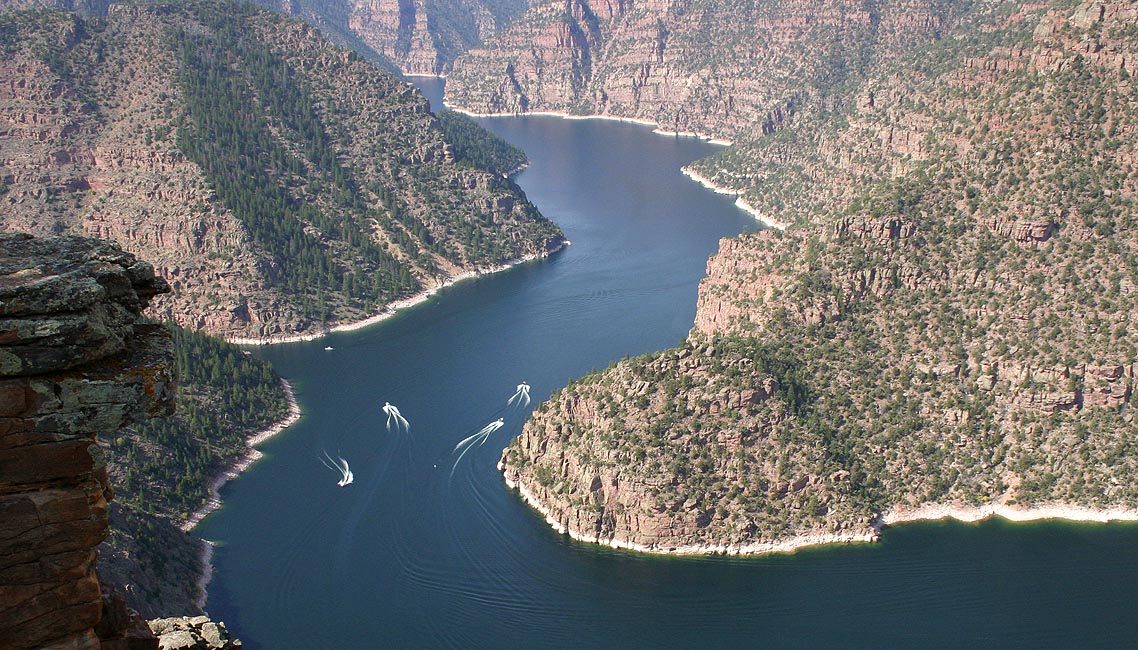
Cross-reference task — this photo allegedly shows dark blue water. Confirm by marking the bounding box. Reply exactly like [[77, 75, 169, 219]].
[[198, 78, 1138, 649]]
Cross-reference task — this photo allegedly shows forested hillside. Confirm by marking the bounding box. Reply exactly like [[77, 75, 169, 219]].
[[0, 2, 563, 340], [99, 324, 290, 617], [437, 109, 528, 175]]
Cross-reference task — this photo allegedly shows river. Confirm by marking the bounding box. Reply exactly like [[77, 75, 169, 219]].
[[197, 78, 1138, 649]]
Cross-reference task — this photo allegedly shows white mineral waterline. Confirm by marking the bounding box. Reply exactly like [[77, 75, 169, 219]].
[[420, 79, 732, 155], [680, 168, 788, 230], [503, 466, 1138, 557], [225, 243, 567, 346], [447, 104, 784, 231], [500, 470, 876, 556], [446, 105, 733, 146], [880, 502, 1138, 526]]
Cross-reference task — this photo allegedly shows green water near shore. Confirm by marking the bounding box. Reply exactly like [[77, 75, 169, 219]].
[[197, 78, 1138, 649]]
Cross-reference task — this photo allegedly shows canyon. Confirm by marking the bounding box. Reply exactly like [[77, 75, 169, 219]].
[[2, 0, 1138, 646]]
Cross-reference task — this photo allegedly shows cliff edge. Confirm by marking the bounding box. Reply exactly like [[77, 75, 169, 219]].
[[0, 232, 174, 649]]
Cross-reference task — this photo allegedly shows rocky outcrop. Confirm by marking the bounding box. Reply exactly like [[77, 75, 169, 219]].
[[148, 617, 241, 650], [0, 232, 173, 649], [346, 0, 440, 72], [0, 232, 247, 646], [261, 0, 532, 75], [500, 340, 881, 552], [694, 217, 927, 333]]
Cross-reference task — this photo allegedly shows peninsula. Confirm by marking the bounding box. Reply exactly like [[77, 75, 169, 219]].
[[486, 0, 1138, 552]]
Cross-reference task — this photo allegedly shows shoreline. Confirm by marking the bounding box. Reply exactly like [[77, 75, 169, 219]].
[[879, 502, 1138, 526], [445, 103, 789, 230], [446, 105, 734, 147], [403, 75, 731, 144], [225, 242, 567, 346], [188, 243, 562, 609], [183, 378, 301, 612], [679, 168, 788, 230], [448, 103, 791, 231], [501, 470, 876, 555], [180, 379, 303, 533], [194, 541, 214, 612], [503, 469, 1138, 556]]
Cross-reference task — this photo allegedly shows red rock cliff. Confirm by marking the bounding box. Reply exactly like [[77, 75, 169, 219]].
[[0, 233, 174, 650]]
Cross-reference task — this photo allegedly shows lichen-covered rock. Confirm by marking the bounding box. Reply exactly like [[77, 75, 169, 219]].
[[148, 617, 242, 650], [0, 232, 168, 376], [0, 233, 171, 650]]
